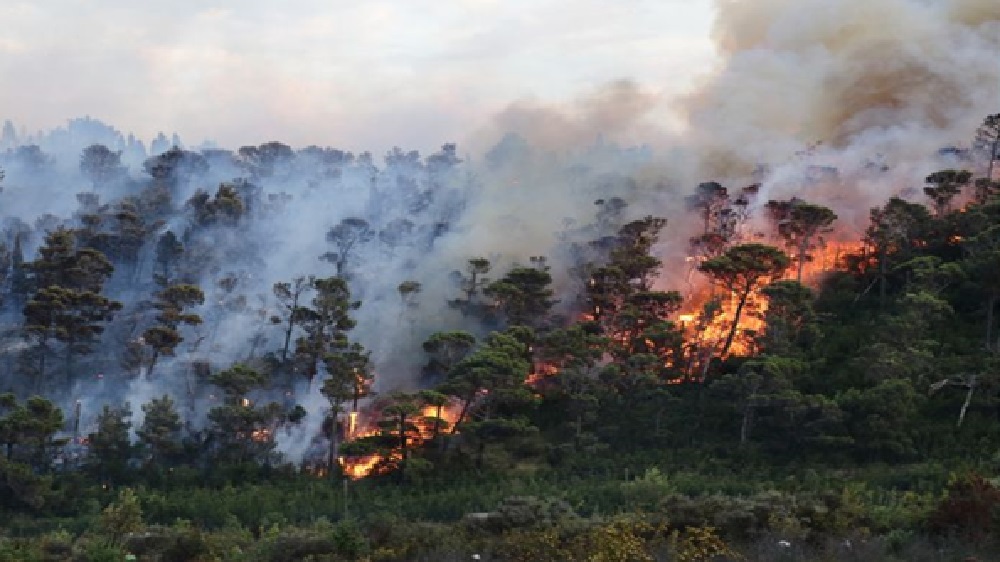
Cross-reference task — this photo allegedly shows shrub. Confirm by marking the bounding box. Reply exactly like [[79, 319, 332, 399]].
[[928, 473, 1000, 540]]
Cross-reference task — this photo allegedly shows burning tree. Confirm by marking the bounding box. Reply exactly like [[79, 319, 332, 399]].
[[321, 343, 372, 478], [698, 243, 791, 358], [924, 170, 972, 217], [207, 363, 282, 465], [765, 198, 837, 282], [378, 393, 423, 483], [687, 182, 756, 261]]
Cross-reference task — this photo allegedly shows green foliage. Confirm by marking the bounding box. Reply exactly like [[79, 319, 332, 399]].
[[96, 488, 143, 545]]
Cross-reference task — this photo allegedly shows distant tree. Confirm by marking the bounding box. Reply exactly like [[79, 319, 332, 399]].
[[425, 142, 462, 173], [687, 181, 730, 236], [186, 183, 245, 227], [238, 141, 295, 178], [397, 280, 421, 332], [611, 217, 667, 291], [154, 231, 184, 282], [839, 378, 920, 458], [8, 232, 28, 304], [13, 145, 53, 173], [271, 276, 309, 363], [22, 228, 121, 387], [0, 241, 10, 307], [321, 217, 374, 278], [142, 147, 207, 186], [536, 325, 605, 372], [924, 170, 972, 217], [142, 283, 204, 378], [380, 218, 416, 254], [450, 257, 491, 313], [294, 277, 359, 387], [80, 144, 125, 191], [974, 113, 1000, 182], [484, 263, 556, 327]]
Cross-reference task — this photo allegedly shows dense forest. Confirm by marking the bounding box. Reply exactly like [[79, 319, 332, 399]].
[[0, 113, 999, 561]]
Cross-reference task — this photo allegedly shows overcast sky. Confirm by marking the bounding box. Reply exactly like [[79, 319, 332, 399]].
[[0, 1, 717, 153]]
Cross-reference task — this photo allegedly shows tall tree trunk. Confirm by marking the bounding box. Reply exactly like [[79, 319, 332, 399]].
[[796, 237, 810, 283], [451, 393, 474, 435], [958, 375, 977, 428], [433, 404, 442, 441], [281, 313, 295, 362], [722, 287, 752, 357], [327, 409, 340, 480]]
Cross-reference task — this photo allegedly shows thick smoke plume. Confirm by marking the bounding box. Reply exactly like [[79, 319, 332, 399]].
[[686, 0, 1000, 175]]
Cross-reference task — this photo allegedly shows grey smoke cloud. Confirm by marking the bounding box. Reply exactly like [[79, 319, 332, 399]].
[[686, 0, 1000, 176]]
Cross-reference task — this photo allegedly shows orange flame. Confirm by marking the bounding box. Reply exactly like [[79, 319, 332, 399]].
[[337, 400, 464, 480]]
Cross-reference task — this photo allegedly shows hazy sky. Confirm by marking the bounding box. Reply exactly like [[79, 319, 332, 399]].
[[0, 1, 717, 152]]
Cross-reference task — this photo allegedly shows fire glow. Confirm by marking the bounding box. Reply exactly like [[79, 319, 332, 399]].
[[337, 400, 462, 479]]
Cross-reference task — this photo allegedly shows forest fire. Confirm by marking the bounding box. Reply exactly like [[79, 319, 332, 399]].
[[336, 399, 463, 479], [678, 240, 854, 368]]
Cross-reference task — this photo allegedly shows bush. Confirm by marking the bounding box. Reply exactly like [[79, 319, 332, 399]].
[[928, 473, 1000, 540]]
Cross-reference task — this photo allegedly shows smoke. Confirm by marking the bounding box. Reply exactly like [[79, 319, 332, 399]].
[[0, 0, 996, 463], [684, 0, 1000, 177]]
